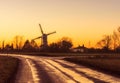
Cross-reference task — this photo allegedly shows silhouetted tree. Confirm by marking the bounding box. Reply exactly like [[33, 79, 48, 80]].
[[31, 40, 39, 51], [49, 37, 73, 52], [96, 35, 112, 51], [2, 41, 5, 50], [112, 27, 120, 51], [22, 40, 35, 52], [59, 40, 72, 52], [13, 35, 24, 50], [112, 30, 118, 50], [49, 43, 60, 52], [4, 44, 13, 52]]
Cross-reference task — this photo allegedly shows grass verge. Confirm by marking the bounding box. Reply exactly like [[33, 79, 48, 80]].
[[0, 56, 19, 83], [64, 56, 120, 77]]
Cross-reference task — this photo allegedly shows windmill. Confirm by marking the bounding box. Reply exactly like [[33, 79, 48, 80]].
[[32, 24, 56, 49]]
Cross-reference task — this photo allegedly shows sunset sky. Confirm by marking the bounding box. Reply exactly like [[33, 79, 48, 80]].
[[0, 0, 120, 47]]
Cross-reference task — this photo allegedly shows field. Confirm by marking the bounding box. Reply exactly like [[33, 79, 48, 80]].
[[0, 56, 19, 83], [64, 54, 120, 77]]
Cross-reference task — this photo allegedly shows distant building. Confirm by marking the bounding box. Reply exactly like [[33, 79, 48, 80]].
[[72, 45, 88, 53]]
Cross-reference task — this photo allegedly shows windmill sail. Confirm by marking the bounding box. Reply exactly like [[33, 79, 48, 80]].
[[32, 24, 56, 50], [39, 24, 44, 34], [47, 31, 56, 35], [32, 36, 42, 41]]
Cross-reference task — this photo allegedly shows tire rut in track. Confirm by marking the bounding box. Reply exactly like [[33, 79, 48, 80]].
[[53, 60, 107, 83], [44, 59, 94, 83]]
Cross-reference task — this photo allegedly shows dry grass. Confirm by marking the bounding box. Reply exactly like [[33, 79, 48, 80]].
[[0, 56, 19, 83]]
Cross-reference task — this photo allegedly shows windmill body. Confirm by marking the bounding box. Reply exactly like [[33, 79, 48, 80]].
[[42, 34, 48, 47], [32, 24, 56, 49]]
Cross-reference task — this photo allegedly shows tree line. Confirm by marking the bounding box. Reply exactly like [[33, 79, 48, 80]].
[[0, 37, 73, 53], [1, 27, 120, 53]]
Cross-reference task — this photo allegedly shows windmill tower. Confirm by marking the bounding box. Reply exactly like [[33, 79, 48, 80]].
[[32, 24, 56, 49]]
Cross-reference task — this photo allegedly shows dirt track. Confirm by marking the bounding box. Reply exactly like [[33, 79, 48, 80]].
[[8, 54, 120, 83]]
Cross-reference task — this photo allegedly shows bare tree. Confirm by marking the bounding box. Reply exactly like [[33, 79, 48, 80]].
[[112, 30, 118, 49], [13, 35, 24, 50], [112, 27, 120, 50], [96, 35, 112, 50], [2, 41, 5, 50]]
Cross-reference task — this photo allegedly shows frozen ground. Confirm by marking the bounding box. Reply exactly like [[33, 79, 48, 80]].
[[1, 54, 120, 83]]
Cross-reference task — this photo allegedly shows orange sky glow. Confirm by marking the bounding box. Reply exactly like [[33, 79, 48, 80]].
[[0, 0, 120, 47]]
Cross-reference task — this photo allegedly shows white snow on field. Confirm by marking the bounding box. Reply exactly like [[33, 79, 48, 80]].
[[76, 68, 120, 83], [56, 60, 120, 83], [26, 59, 40, 83], [41, 60, 76, 83], [3, 54, 120, 83], [46, 59, 94, 83]]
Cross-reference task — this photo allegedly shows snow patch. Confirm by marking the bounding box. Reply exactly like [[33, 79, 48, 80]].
[[26, 59, 40, 83]]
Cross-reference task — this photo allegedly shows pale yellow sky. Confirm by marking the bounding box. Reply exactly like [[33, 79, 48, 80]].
[[0, 0, 120, 47]]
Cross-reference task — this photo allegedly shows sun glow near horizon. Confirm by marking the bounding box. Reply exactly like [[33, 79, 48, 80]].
[[0, 0, 120, 47]]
